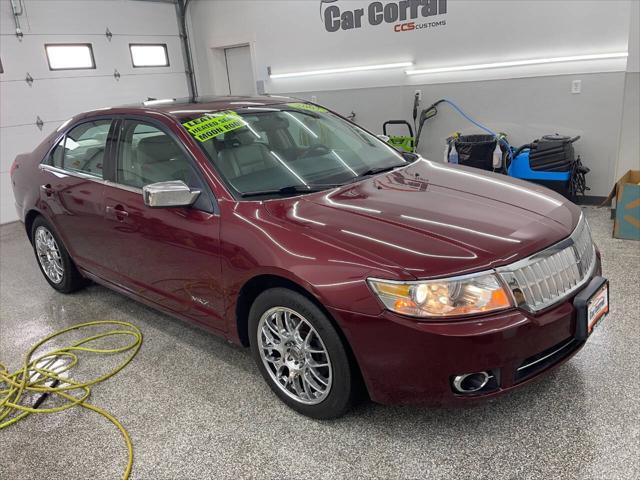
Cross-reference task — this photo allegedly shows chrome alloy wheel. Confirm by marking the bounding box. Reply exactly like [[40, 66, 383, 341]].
[[34, 226, 64, 284], [258, 307, 332, 405]]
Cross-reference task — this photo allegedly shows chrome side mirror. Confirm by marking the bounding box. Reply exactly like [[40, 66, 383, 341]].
[[143, 180, 200, 208], [376, 134, 390, 143]]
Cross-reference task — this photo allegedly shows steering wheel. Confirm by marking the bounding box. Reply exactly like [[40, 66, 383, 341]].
[[299, 144, 330, 159]]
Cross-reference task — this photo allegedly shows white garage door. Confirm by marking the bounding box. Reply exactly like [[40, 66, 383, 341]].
[[0, 0, 189, 224]]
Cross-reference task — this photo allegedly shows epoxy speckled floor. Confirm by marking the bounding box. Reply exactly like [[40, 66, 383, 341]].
[[1, 206, 639, 479]]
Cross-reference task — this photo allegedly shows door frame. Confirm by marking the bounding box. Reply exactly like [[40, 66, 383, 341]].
[[207, 34, 258, 96], [223, 45, 255, 96], [107, 114, 219, 214]]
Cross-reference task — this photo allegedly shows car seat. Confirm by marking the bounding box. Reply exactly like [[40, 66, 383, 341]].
[[136, 135, 189, 186], [216, 130, 277, 179]]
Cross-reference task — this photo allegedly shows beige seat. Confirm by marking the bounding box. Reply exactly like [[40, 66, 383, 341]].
[[216, 130, 277, 180], [136, 135, 187, 186]]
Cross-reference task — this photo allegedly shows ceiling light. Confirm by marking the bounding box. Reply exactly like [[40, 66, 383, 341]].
[[270, 62, 413, 79], [406, 52, 628, 76]]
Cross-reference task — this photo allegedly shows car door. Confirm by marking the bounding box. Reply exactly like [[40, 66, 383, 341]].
[[102, 117, 225, 331], [38, 118, 116, 277]]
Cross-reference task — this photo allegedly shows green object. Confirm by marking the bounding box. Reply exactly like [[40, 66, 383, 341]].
[[182, 110, 245, 142], [388, 135, 415, 153], [0, 320, 142, 479], [382, 120, 415, 153]]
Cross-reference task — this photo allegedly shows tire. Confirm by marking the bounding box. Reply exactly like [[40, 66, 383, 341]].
[[249, 287, 355, 419], [31, 216, 85, 293]]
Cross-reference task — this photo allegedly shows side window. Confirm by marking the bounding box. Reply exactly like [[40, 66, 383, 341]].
[[49, 137, 66, 168], [116, 120, 213, 211], [47, 120, 111, 178]]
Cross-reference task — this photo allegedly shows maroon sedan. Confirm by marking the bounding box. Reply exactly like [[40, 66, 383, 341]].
[[10, 96, 609, 418]]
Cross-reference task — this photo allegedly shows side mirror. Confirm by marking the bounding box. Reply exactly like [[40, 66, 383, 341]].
[[143, 180, 200, 208], [377, 134, 390, 143], [401, 151, 419, 162]]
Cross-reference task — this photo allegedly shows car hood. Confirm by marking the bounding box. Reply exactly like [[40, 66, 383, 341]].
[[264, 159, 581, 279]]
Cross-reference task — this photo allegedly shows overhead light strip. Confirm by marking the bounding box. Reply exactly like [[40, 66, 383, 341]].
[[270, 62, 413, 79], [406, 52, 628, 76]]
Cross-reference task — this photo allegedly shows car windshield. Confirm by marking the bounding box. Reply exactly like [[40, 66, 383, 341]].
[[180, 103, 407, 197]]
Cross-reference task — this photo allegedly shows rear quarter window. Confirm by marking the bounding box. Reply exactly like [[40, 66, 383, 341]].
[[44, 120, 112, 179]]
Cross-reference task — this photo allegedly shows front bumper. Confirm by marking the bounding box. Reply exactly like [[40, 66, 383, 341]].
[[331, 261, 604, 405]]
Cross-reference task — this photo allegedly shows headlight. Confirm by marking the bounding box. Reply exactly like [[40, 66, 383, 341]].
[[367, 273, 512, 318]]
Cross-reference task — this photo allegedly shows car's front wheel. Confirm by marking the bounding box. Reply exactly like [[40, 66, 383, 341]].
[[31, 216, 85, 293], [249, 287, 355, 419]]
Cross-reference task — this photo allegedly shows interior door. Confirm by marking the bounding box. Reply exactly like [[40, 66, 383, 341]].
[[103, 118, 225, 331], [224, 45, 255, 95]]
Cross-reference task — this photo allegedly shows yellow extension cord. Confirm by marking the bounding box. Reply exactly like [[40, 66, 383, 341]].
[[0, 320, 142, 479]]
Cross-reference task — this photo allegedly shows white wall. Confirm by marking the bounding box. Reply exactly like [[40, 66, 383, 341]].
[[189, 0, 631, 94], [286, 72, 627, 200], [188, 0, 635, 197], [0, 0, 189, 224], [616, 0, 640, 179]]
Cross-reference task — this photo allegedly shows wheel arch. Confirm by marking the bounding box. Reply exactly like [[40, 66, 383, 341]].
[[24, 209, 43, 242], [235, 273, 367, 397]]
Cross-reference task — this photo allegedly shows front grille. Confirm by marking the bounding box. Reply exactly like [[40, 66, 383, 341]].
[[497, 215, 596, 312]]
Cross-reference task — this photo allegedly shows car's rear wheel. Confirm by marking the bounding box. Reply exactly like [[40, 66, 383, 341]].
[[31, 216, 85, 293], [249, 287, 355, 419]]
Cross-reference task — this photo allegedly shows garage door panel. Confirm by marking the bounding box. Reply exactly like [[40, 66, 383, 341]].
[[1, 0, 179, 37], [1, 73, 189, 128], [0, 35, 184, 83], [0, 123, 58, 173]]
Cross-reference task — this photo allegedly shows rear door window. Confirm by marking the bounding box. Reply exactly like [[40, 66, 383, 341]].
[[47, 120, 112, 179]]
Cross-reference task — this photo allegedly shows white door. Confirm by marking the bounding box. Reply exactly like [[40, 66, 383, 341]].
[[224, 46, 255, 95]]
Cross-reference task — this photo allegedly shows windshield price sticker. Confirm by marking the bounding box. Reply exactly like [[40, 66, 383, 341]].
[[182, 111, 245, 142], [286, 103, 328, 113]]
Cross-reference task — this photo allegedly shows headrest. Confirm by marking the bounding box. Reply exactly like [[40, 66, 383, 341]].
[[226, 129, 256, 147], [253, 114, 289, 131], [137, 135, 182, 163]]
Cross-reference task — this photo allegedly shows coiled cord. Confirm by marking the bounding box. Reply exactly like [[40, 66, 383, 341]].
[[0, 320, 142, 479]]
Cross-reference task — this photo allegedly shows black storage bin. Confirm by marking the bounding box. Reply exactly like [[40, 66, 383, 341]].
[[449, 134, 498, 171]]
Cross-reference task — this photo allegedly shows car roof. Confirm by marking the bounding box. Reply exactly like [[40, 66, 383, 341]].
[[103, 95, 298, 121]]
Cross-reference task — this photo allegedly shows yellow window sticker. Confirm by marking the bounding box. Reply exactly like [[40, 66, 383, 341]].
[[285, 103, 328, 113], [182, 111, 245, 142]]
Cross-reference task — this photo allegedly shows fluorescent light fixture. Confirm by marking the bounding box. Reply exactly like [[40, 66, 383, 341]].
[[130, 44, 169, 68], [406, 52, 628, 75], [45, 44, 95, 70], [270, 62, 413, 79]]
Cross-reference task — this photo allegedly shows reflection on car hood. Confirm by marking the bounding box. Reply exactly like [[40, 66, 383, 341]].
[[265, 159, 581, 278]]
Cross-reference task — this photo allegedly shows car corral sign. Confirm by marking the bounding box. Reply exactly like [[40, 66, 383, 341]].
[[321, 0, 447, 33]]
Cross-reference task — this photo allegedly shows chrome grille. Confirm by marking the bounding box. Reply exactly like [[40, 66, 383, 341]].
[[497, 215, 596, 312]]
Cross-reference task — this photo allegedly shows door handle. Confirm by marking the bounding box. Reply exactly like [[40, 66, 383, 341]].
[[40, 184, 54, 196], [106, 205, 129, 220]]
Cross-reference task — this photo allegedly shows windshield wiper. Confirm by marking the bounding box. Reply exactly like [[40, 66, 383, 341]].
[[240, 184, 341, 198], [357, 164, 405, 178]]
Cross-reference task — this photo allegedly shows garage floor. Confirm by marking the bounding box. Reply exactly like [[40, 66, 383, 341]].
[[1, 206, 638, 479]]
